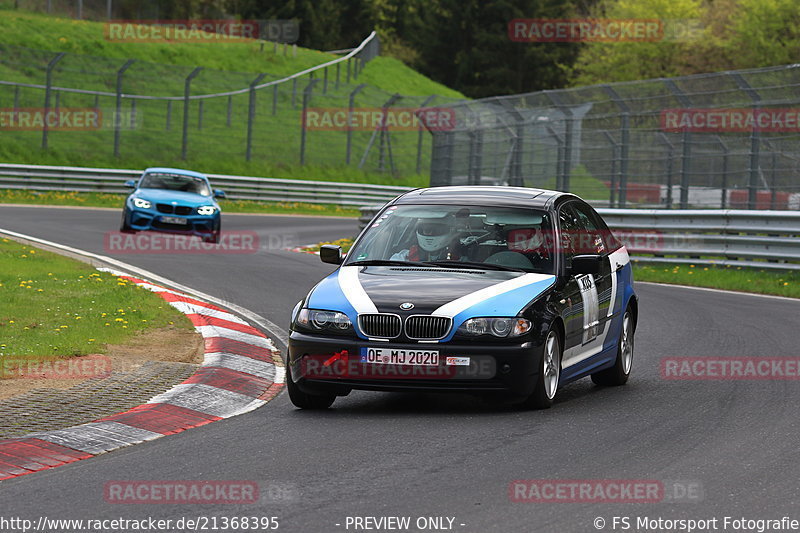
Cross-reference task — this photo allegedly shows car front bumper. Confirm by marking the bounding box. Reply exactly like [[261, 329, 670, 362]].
[[288, 331, 544, 397], [126, 208, 219, 235]]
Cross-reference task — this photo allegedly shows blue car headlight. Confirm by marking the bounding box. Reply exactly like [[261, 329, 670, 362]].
[[197, 205, 217, 215], [294, 308, 353, 334], [457, 317, 532, 338], [133, 198, 151, 209]]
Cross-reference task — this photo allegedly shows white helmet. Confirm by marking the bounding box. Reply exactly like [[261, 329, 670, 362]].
[[416, 220, 453, 253]]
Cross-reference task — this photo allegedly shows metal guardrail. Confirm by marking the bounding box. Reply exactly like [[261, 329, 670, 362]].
[[358, 205, 800, 270], [0, 163, 412, 207]]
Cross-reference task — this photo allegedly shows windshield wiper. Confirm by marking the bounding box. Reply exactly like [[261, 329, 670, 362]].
[[347, 259, 425, 267], [424, 260, 528, 272]]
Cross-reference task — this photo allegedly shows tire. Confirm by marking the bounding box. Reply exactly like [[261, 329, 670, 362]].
[[520, 326, 561, 410], [591, 306, 635, 386], [286, 361, 336, 410], [202, 220, 221, 244], [119, 209, 136, 233]]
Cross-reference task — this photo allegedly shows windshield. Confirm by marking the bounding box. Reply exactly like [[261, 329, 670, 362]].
[[139, 173, 211, 196], [346, 204, 555, 274]]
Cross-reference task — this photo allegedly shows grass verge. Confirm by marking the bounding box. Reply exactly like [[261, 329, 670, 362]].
[[0, 189, 361, 217], [0, 237, 192, 362], [633, 262, 800, 299]]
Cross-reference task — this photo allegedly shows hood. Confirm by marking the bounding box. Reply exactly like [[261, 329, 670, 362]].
[[134, 188, 214, 206], [307, 266, 556, 338]]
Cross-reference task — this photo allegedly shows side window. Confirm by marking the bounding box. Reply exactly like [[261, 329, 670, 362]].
[[558, 203, 581, 262], [572, 204, 607, 255], [575, 203, 619, 253]]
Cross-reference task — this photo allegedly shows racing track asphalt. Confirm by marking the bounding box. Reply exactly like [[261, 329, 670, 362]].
[[1, 205, 799, 532]]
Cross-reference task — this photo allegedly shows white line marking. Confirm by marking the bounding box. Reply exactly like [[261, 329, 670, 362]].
[[337, 266, 378, 314], [433, 273, 554, 318], [637, 281, 800, 303]]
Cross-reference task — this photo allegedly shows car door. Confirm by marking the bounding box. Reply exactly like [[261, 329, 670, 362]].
[[559, 201, 612, 368]]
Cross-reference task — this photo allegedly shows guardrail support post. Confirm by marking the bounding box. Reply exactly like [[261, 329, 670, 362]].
[[246, 73, 268, 162], [730, 73, 762, 210], [181, 66, 203, 160], [346, 84, 367, 165], [113, 59, 135, 157], [42, 52, 65, 150], [416, 95, 436, 175], [299, 79, 320, 165]]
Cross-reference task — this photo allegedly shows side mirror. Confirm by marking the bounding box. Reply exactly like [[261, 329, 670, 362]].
[[320, 244, 343, 265], [214, 189, 226, 199], [570, 255, 601, 275], [124, 180, 136, 188]]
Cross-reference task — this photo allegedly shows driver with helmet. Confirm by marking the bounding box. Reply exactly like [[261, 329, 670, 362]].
[[390, 218, 462, 262]]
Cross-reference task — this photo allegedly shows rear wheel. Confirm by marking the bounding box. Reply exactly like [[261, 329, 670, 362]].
[[286, 361, 336, 410], [521, 327, 561, 410], [591, 307, 635, 386]]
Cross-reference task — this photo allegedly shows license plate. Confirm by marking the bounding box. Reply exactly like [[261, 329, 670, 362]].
[[360, 347, 439, 366], [161, 216, 189, 225]]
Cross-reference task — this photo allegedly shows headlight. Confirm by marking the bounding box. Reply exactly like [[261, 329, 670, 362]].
[[133, 198, 151, 209], [457, 317, 531, 338], [197, 205, 217, 215], [295, 308, 353, 334]]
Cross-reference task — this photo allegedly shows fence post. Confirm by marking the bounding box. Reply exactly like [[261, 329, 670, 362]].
[[664, 80, 693, 209], [545, 125, 564, 190], [603, 86, 630, 207], [272, 84, 278, 115], [415, 95, 436, 175], [323, 67, 328, 94], [346, 59, 352, 84], [77, 0, 82, 19], [246, 73, 268, 162], [114, 59, 135, 158], [107, 0, 112, 19], [299, 79, 320, 165], [346, 84, 367, 165], [657, 133, 675, 209], [360, 94, 402, 171], [715, 136, 730, 209], [336, 62, 341, 90], [42, 52, 65, 150], [602, 131, 618, 207], [291, 78, 297, 108], [166, 101, 172, 130], [197, 100, 204, 129], [181, 67, 203, 160], [730, 73, 762, 210], [13, 86, 19, 111], [545, 91, 575, 192]]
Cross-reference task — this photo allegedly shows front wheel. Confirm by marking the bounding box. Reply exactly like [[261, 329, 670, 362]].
[[520, 327, 561, 410], [286, 361, 336, 410], [120, 209, 136, 233], [591, 306, 635, 386]]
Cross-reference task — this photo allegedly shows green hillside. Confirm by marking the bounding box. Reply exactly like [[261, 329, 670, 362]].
[[0, 7, 464, 186]]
